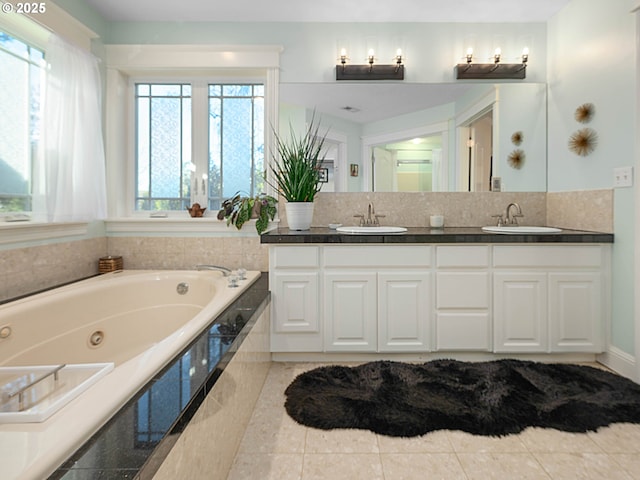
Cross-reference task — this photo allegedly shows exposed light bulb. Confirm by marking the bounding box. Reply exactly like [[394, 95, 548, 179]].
[[367, 49, 375, 66], [395, 48, 403, 65], [494, 47, 502, 63]]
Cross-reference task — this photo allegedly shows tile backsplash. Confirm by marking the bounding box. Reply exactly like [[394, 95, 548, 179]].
[[0, 189, 613, 303], [282, 192, 548, 229]]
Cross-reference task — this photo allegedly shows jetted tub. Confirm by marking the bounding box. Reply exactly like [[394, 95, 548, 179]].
[[0, 269, 260, 480]]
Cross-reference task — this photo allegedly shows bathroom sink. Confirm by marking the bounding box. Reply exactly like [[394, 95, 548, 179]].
[[482, 226, 562, 234], [336, 226, 408, 234]]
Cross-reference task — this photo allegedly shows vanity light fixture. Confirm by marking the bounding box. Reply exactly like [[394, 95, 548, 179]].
[[455, 46, 528, 80], [336, 48, 405, 81]]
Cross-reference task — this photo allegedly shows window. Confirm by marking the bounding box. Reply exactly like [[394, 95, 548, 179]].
[[0, 31, 44, 213], [135, 81, 265, 213]]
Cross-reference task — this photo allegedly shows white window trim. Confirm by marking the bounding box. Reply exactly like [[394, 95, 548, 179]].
[[0, 221, 88, 245], [104, 44, 282, 236]]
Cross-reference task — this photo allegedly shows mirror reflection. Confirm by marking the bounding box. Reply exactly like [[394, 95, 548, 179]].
[[279, 82, 547, 193]]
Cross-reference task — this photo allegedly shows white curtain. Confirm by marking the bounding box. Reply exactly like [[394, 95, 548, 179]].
[[44, 34, 107, 222]]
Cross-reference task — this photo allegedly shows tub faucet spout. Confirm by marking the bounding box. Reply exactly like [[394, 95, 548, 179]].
[[195, 265, 232, 276]]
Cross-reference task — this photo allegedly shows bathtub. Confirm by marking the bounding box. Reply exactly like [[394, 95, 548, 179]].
[[0, 269, 260, 480]]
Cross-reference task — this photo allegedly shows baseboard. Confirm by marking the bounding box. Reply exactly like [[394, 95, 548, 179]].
[[271, 352, 598, 364], [598, 346, 637, 380]]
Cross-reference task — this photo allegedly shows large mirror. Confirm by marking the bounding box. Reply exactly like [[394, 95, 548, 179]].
[[279, 82, 547, 192]]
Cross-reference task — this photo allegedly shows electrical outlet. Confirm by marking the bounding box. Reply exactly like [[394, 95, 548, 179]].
[[613, 167, 633, 188]]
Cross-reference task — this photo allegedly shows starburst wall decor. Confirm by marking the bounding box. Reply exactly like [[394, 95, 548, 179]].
[[507, 149, 525, 169], [574, 103, 595, 123], [568, 128, 598, 157]]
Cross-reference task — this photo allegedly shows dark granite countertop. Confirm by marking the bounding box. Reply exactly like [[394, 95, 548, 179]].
[[261, 227, 614, 244]]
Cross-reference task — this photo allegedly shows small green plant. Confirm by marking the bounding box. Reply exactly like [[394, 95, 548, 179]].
[[217, 193, 277, 235], [268, 114, 328, 202]]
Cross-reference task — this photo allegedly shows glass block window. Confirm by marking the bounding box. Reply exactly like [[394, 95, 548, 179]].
[[0, 32, 44, 213], [134, 82, 264, 212]]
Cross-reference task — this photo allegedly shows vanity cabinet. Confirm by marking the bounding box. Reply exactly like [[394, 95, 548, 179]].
[[268, 242, 609, 356], [493, 246, 605, 353]]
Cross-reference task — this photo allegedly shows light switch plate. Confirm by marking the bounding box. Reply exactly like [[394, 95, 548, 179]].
[[613, 167, 633, 188]]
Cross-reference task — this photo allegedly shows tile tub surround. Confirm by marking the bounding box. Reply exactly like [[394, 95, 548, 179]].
[[51, 275, 270, 480], [0, 237, 106, 303], [107, 236, 269, 272]]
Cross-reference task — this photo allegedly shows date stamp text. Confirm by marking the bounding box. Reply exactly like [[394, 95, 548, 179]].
[[2, 2, 47, 14]]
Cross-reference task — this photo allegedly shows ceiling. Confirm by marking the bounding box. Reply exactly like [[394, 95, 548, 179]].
[[82, 0, 570, 23]]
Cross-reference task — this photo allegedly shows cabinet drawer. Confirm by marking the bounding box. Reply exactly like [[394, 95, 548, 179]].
[[493, 245, 602, 268], [323, 246, 431, 267], [272, 246, 319, 268], [436, 313, 491, 351], [437, 246, 489, 268], [436, 272, 489, 308]]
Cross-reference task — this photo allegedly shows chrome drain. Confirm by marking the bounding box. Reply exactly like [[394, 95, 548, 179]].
[[176, 282, 189, 295], [89, 330, 105, 347]]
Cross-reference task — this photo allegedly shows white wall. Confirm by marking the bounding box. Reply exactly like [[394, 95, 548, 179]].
[[548, 0, 637, 357]]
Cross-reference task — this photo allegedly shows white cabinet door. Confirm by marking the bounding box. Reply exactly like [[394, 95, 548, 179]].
[[378, 271, 431, 352], [324, 271, 377, 351], [494, 272, 548, 352], [549, 272, 603, 352], [271, 271, 321, 352]]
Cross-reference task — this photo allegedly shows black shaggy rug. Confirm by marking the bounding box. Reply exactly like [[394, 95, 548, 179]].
[[284, 359, 640, 437]]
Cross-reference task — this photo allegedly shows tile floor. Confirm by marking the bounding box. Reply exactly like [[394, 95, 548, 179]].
[[228, 362, 640, 480]]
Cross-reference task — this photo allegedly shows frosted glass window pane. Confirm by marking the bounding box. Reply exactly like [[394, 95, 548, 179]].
[[150, 97, 181, 197], [135, 83, 190, 210], [222, 98, 252, 197], [209, 85, 221, 96], [223, 85, 251, 96], [151, 84, 182, 96], [253, 97, 265, 193], [136, 97, 150, 195], [208, 98, 221, 200], [137, 84, 150, 96], [182, 98, 192, 198]]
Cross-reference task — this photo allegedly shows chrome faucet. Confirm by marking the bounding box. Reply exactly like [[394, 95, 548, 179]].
[[195, 264, 232, 276], [505, 203, 523, 225], [354, 202, 385, 227]]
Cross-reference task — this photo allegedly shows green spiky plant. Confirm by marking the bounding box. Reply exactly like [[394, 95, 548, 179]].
[[217, 192, 277, 235], [268, 114, 328, 202]]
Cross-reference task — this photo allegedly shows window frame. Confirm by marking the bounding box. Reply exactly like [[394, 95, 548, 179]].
[[130, 78, 266, 216], [104, 44, 281, 235]]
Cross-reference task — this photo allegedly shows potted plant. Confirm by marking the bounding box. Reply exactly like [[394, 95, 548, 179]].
[[217, 192, 277, 235], [268, 114, 328, 230]]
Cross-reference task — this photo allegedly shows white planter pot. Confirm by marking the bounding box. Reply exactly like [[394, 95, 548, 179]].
[[285, 202, 314, 230]]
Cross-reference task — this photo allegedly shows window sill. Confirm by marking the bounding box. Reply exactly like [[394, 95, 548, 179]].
[[105, 217, 278, 236], [0, 221, 89, 245]]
